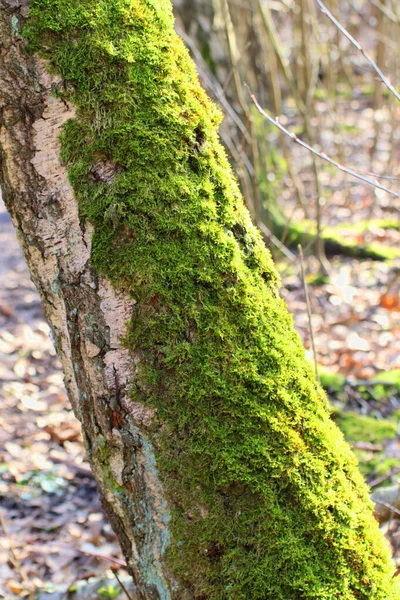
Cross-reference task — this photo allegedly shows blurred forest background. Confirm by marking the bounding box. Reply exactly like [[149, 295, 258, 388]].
[[1, 0, 400, 598]]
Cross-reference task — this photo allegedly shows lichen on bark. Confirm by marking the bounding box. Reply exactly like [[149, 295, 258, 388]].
[[11, 0, 400, 597]]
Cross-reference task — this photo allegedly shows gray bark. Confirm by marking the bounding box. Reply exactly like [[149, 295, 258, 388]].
[[0, 3, 173, 598]]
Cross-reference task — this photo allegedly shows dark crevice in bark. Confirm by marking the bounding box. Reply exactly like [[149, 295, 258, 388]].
[[0, 5, 173, 598]]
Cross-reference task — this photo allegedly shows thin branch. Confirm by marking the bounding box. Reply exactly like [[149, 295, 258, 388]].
[[298, 245, 319, 381], [256, 0, 306, 115], [361, 172, 400, 182], [56, 543, 128, 567], [373, 499, 400, 518], [175, 24, 250, 143], [0, 510, 27, 583], [257, 220, 297, 262], [246, 86, 400, 201], [369, 467, 400, 489], [369, 0, 398, 25], [314, 0, 400, 103], [112, 569, 135, 600]]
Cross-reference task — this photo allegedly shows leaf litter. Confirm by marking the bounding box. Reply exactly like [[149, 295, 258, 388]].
[[0, 198, 131, 600]]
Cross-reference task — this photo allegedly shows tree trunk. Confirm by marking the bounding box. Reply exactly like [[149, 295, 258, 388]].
[[0, 1, 398, 599]]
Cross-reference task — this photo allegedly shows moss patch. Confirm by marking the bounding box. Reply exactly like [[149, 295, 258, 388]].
[[372, 369, 400, 395], [335, 412, 397, 445], [319, 368, 400, 404], [275, 219, 400, 261], [319, 369, 346, 393], [333, 411, 400, 480], [24, 2, 398, 598]]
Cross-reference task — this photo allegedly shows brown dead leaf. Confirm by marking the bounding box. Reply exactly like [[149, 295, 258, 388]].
[[44, 425, 81, 445], [380, 293, 400, 311], [8, 580, 24, 595], [0, 301, 16, 318]]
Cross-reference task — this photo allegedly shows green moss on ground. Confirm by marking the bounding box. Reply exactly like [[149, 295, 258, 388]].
[[320, 370, 400, 482], [319, 368, 400, 400], [319, 370, 346, 393], [24, 1, 398, 598], [333, 411, 400, 479], [275, 219, 400, 260], [335, 412, 397, 445], [372, 369, 400, 394]]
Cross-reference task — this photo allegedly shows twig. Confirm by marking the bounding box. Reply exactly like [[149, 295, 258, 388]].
[[0, 510, 27, 583], [245, 86, 400, 201], [256, 0, 309, 216], [112, 568, 135, 600], [314, 0, 400, 103], [353, 441, 383, 452], [298, 245, 319, 381], [369, 0, 398, 24], [373, 499, 400, 518], [76, 549, 127, 567], [361, 172, 400, 182], [257, 220, 296, 262], [382, 268, 400, 296], [369, 467, 400, 489], [51, 543, 128, 567], [256, 0, 306, 115], [220, 0, 262, 224], [344, 378, 400, 389], [175, 24, 250, 143]]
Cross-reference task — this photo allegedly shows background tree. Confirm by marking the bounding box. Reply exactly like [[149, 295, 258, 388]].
[[0, 0, 398, 598]]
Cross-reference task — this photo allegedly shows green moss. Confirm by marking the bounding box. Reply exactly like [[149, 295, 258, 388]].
[[92, 437, 125, 494], [372, 369, 400, 394], [306, 273, 329, 286], [338, 124, 363, 134], [373, 457, 400, 477], [333, 411, 400, 480], [275, 219, 400, 261], [319, 370, 346, 393], [23, 1, 398, 598], [335, 412, 397, 445], [319, 368, 400, 401]]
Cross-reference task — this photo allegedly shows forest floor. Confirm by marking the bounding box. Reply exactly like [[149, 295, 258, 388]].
[[276, 81, 400, 381], [1, 81, 400, 597], [1, 191, 400, 597], [0, 198, 133, 600]]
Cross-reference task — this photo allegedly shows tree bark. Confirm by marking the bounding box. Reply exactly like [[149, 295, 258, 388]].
[[0, 1, 398, 599]]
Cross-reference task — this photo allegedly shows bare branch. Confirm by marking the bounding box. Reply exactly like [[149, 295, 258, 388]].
[[314, 0, 400, 103], [369, 0, 398, 24], [246, 86, 400, 202], [257, 220, 297, 262], [298, 245, 319, 381], [112, 569, 136, 600], [374, 499, 400, 519]]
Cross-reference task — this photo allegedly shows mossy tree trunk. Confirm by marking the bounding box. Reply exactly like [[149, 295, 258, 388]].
[[0, 1, 398, 598]]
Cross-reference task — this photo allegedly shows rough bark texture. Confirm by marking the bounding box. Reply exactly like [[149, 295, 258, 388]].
[[0, 1, 398, 599], [0, 2, 171, 598]]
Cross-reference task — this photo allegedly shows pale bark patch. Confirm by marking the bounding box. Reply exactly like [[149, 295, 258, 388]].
[[0, 36, 173, 597], [30, 89, 89, 279], [99, 277, 137, 348]]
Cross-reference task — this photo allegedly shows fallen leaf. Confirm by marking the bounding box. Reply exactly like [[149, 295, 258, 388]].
[[380, 293, 400, 310]]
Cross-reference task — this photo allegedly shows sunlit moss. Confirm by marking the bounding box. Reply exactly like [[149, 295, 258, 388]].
[[335, 412, 397, 445], [274, 219, 400, 260], [333, 411, 400, 479], [24, 1, 398, 598], [372, 369, 400, 394]]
